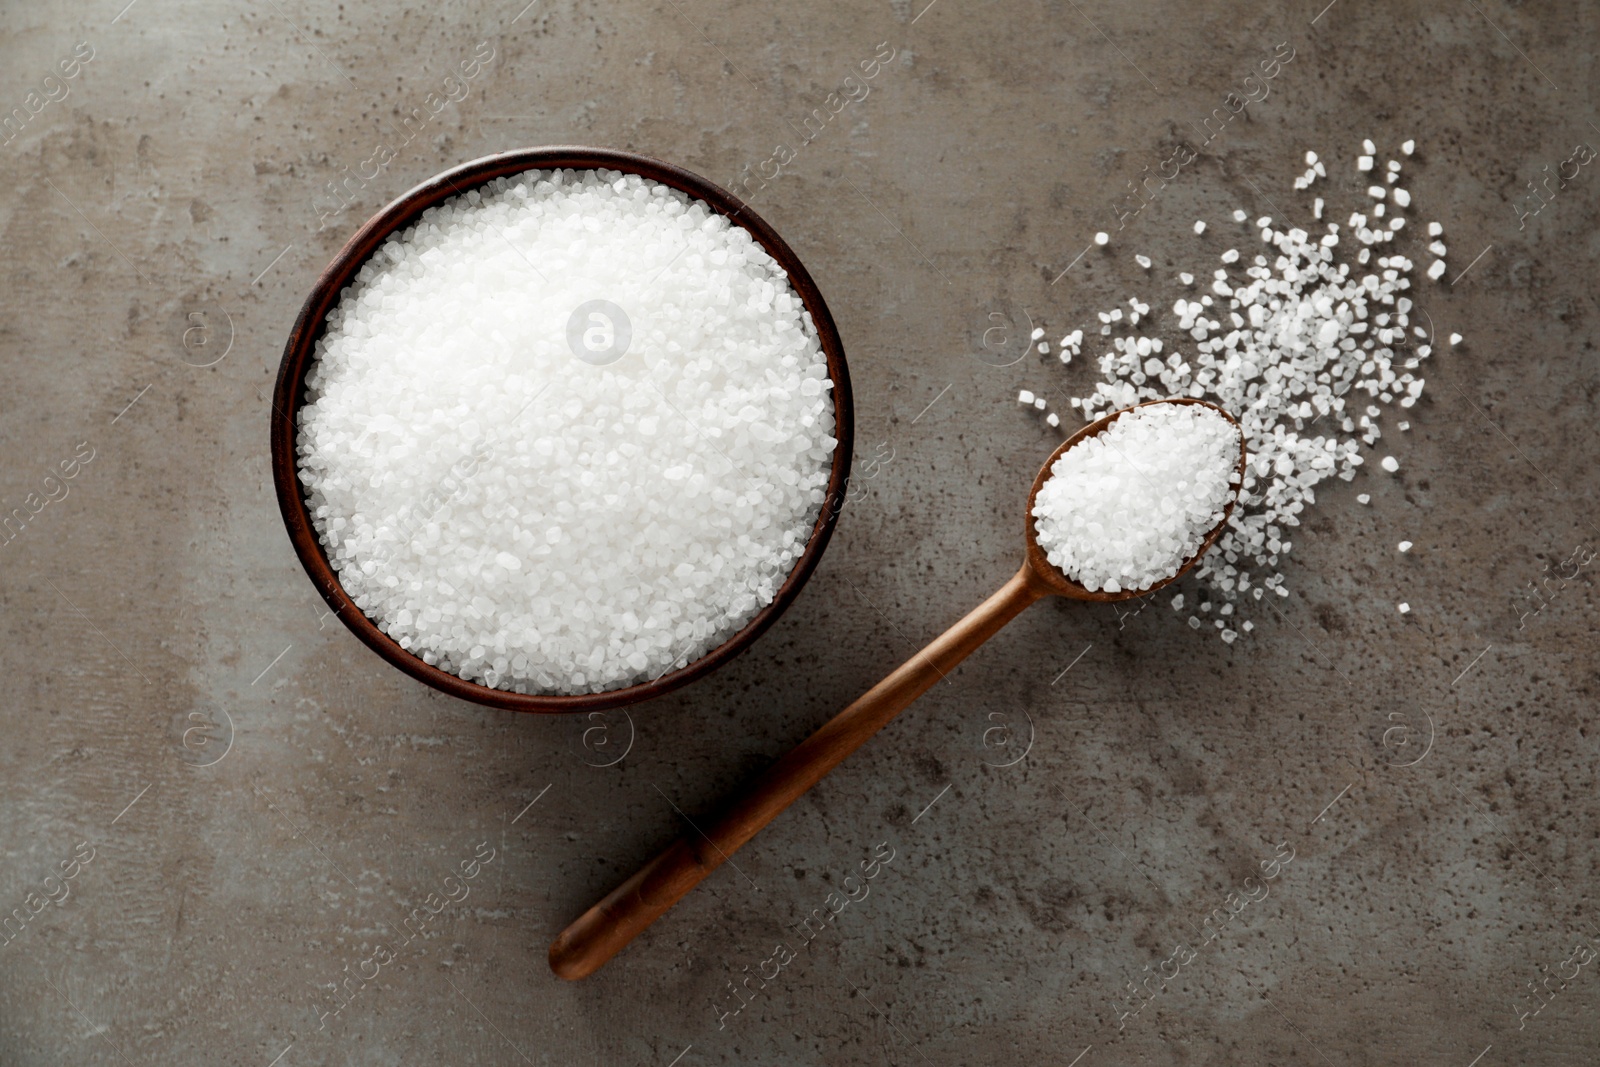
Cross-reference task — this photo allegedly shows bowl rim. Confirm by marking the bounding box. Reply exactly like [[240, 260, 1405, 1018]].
[[270, 146, 854, 714]]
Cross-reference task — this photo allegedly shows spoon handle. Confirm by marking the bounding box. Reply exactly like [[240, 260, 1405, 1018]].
[[549, 561, 1052, 980]]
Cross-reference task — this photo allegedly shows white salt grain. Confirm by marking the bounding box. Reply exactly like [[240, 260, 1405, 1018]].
[[1194, 220, 1207, 235], [298, 168, 837, 695], [1397, 602, 1410, 614], [1381, 456, 1400, 472], [1032, 403, 1240, 593], [1398, 540, 1412, 552], [1095, 231, 1110, 246], [1034, 137, 1442, 641]]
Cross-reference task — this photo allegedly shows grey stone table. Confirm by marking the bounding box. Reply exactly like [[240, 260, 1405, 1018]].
[[1, 1, 1597, 1064]]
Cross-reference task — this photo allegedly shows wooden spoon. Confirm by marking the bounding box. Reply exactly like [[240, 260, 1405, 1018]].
[[549, 397, 1246, 979]]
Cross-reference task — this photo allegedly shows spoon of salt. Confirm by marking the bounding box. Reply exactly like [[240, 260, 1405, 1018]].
[[549, 397, 1247, 979]]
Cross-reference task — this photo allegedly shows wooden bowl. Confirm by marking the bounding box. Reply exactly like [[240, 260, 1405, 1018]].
[[270, 147, 854, 713]]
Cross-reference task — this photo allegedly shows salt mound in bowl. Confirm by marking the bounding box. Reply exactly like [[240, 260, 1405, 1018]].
[[273, 151, 853, 711]]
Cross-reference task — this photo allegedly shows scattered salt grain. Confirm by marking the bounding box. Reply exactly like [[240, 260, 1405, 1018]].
[[1018, 390, 1036, 406], [1398, 540, 1412, 552], [1031, 403, 1240, 593], [1402, 139, 1415, 155], [1449, 333, 1462, 346], [1427, 260, 1446, 280], [1137, 254, 1153, 269], [1194, 220, 1207, 235], [1381, 456, 1400, 472], [1397, 602, 1410, 614], [1029, 137, 1442, 640], [1095, 231, 1110, 246]]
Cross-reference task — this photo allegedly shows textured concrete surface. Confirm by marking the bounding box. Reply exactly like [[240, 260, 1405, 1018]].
[[2, 1, 1599, 1064]]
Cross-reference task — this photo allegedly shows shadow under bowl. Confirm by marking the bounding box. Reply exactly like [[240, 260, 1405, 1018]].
[[270, 146, 854, 713]]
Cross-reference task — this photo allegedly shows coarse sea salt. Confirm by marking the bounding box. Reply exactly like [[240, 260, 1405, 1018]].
[[1023, 138, 1457, 639], [297, 168, 837, 695], [1031, 403, 1240, 593]]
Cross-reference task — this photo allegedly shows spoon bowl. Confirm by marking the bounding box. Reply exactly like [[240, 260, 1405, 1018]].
[[1023, 397, 1247, 601], [549, 398, 1248, 979]]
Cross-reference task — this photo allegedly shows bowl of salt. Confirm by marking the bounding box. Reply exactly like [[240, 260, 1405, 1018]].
[[271, 147, 853, 712]]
